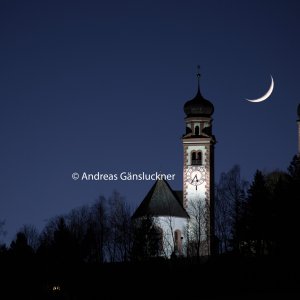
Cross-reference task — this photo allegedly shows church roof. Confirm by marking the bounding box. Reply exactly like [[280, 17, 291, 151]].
[[174, 190, 183, 205], [132, 180, 189, 219]]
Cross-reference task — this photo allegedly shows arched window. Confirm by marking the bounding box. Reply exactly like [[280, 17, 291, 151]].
[[192, 151, 202, 165], [191, 152, 196, 162], [174, 229, 182, 255], [197, 151, 202, 165], [195, 125, 200, 135]]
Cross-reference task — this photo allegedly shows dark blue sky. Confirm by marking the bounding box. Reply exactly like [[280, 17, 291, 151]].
[[1, 0, 299, 244]]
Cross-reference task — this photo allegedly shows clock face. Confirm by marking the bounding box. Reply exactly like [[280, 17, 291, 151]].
[[186, 166, 206, 188]]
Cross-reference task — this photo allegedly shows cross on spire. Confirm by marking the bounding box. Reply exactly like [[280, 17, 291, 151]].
[[197, 65, 201, 91]]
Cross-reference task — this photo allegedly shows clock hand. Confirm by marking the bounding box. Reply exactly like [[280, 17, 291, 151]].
[[191, 174, 198, 183]]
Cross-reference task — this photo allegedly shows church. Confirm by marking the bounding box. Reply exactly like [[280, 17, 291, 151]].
[[132, 71, 216, 258]]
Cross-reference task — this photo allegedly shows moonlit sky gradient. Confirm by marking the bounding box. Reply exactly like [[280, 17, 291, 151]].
[[0, 0, 299, 244]]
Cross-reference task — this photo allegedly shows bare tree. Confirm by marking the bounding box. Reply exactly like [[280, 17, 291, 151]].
[[18, 224, 40, 252], [215, 190, 231, 253], [38, 192, 131, 263], [106, 191, 132, 262], [159, 215, 176, 258], [89, 196, 108, 263], [187, 198, 210, 258], [39, 215, 64, 249], [66, 204, 92, 261], [67, 205, 90, 242], [157, 196, 177, 258], [62, 198, 109, 263]]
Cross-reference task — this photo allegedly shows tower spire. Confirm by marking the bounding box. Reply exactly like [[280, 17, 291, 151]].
[[197, 65, 201, 92]]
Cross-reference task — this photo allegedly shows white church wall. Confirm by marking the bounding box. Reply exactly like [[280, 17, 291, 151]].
[[155, 216, 187, 258]]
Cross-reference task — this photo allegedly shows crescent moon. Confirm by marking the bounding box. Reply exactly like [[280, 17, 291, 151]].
[[246, 75, 274, 103]]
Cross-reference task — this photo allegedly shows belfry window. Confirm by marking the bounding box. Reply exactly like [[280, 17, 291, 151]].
[[191, 151, 202, 165], [191, 152, 196, 164], [197, 151, 202, 165], [195, 125, 200, 135]]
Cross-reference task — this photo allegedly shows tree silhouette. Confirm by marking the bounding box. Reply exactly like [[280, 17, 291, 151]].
[[10, 232, 34, 259], [239, 170, 271, 256], [284, 156, 300, 258], [88, 196, 108, 263], [18, 224, 40, 252], [215, 165, 248, 253], [187, 198, 210, 258], [67, 204, 94, 262], [131, 215, 162, 261], [38, 215, 80, 266], [106, 191, 132, 262]]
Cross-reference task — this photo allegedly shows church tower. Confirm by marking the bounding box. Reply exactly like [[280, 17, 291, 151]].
[[182, 69, 216, 256]]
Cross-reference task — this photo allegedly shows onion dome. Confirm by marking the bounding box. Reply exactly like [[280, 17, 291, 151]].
[[184, 70, 214, 117]]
